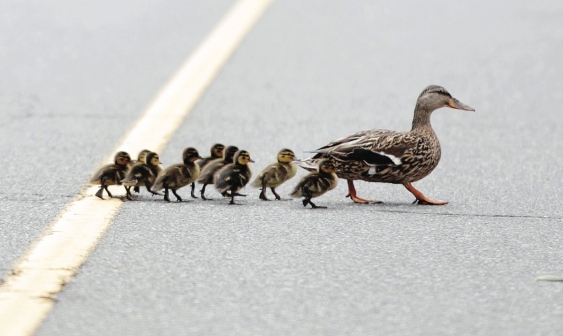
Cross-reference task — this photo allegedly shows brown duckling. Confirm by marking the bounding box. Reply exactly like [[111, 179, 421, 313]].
[[304, 85, 474, 205], [197, 143, 225, 168], [197, 145, 238, 200], [133, 149, 151, 193], [153, 147, 203, 202], [290, 159, 338, 209], [215, 150, 254, 205], [189, 143, 225, 198], [251, 148, 297, 200], [90, 151, 132, 199], [121, 151, 162, 199]]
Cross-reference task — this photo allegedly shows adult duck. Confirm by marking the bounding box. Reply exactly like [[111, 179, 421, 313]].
[[305, 85, 474, 205]]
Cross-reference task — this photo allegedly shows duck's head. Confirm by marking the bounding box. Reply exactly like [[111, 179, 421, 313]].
[[137, 149, 151, 163], [416, 85, 474, 113], [182, 147, 203, 164], [114, 151, 132, 166], [318, 159, 336, 174], [211, 143, 225, 158], [223, 146, 239, 163], [234, 150, 255, 165], [146, 152, 161, 167], [277, 148, 296, 163]]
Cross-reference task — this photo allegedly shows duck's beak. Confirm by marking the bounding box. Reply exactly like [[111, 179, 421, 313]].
[[448, 98, 475, 111]]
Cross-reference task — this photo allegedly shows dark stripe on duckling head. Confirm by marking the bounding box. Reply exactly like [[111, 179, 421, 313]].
[[318, 159, 336, 173], [211, 143, 225, 157], [277, 148, 296, 162], [234, 150, 253, 164]]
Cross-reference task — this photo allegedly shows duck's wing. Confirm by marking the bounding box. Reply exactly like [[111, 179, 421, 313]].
[[307, 130, 405, 166]]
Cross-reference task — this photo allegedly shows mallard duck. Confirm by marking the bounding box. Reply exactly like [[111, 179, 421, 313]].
[[121, 151, 162, 199], [197, 145, 238, 200], [251, 148, 297, 200], [215, 150, 254, 205], [152, 147, 203, 202], [304, 85, 474, 205], [133, 149, 151, 193], [189, 143, 225, 198], [90, 151, 132, 199], [290, 158, 338, 209]]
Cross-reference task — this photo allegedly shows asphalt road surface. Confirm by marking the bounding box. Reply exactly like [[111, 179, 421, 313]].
[[2, 0, 562, 335]]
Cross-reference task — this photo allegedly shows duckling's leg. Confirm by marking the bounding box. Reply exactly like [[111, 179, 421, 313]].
[[229, 187, 239, 205], [163, 186, 171, 202], [259, 177, 269, 201], [302, 187, 326, 209], [145, 182, 162, 196], [403, 182, 448, 205], [125, 186, 133, 200], [104, 185, 113, 198], [270, 187, 281, 200], [190, 182, 198, 198], [346, 180, 382, 204], [134, 186, 140, 193], [201, 184, 210, 200], [171, 189, 183, 202], [95, 186, 105, 200]]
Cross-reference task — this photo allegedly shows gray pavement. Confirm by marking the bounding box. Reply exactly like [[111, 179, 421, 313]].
[[1, 0, 562, 335]]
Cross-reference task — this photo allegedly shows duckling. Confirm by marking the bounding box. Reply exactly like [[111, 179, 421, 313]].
[[121, 151, 162, 199], [197, 145, 238, 200], [90, 151, 132, 199], [251, 148, 297, 200], [303, 85, 474, 205], [189, 143, 225, 198], [290, 159, 338, 209], [197, 143, 225, 168], [215, 150, 254, 205], [152, 147, 203, 202], [133, 149, 151, 193]]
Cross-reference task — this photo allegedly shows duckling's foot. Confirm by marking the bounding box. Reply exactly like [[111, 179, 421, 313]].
[[172, 190, 183, 202], [308, 200, 327, 209], [134, 186, 140, 193], [403, 183, 448, 205], [95, 188, 105, 200], [259, 191, 269, 201], [346, 180, 382, 204], [270, 188, 281, 201]]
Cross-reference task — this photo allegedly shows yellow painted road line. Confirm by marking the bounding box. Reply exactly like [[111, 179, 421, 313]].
[[0, 0, 273, 335]]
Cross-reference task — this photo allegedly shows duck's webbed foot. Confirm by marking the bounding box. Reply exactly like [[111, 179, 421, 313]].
[[346, 180, 382, 204], [403, 182, 448, 205]]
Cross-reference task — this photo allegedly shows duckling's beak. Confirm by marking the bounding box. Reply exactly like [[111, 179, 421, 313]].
[[249, 158, 255, 163], [198, 155, 203, 160], [448, 98, 475, 111]]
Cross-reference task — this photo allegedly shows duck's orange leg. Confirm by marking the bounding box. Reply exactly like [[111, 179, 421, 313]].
[[403, 182, 448, 205], [346, 180, 382, 204]]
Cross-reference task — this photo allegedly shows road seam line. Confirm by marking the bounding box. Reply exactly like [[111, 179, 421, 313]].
[[0, 0, 273, 335]]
